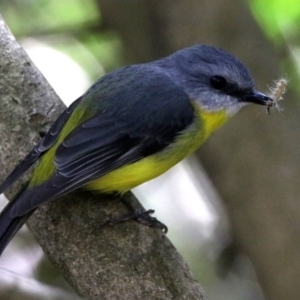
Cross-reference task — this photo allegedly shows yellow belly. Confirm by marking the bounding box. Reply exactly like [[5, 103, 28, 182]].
[[85, 107, 228, 193]]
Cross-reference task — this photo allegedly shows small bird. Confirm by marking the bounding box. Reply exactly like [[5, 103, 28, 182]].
[[0, 45, 273, 255]]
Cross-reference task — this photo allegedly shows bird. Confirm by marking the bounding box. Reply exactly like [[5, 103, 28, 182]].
[[0, 45, 273, 255]]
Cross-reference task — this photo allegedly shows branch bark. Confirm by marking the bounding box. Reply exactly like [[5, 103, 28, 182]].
[[0, 16, 207, 300]]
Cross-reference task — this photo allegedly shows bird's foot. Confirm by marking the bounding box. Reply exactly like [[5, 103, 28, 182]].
[[103, 193, 168, 232], [107, 208, 168, 233]]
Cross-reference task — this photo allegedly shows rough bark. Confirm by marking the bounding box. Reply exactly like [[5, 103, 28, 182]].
[[0, 16, 207, 300]]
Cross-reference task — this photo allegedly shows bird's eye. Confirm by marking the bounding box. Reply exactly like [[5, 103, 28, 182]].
[[210, 75, 227, 90]]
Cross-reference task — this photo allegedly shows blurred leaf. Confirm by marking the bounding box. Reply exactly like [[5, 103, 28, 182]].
[[249, 0, 300, 43], [1, 0, 123, 80], [3, 0, 99, 36]]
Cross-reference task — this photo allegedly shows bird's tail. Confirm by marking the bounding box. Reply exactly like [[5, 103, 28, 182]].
[[0, 184, 35, 255]]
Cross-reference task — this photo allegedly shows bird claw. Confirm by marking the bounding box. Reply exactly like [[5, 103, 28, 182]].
[[107, 208, 168, 233]]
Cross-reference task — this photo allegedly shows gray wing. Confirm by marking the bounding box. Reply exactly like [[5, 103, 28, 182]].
[[11, 67, 196, 216]]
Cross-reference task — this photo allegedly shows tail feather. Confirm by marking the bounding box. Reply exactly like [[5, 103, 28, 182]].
[[0, 210, 34, 255], [0, 183, 35, 255]]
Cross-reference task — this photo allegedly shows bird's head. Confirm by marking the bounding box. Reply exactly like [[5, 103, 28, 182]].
[[164, 45, 273, 116]]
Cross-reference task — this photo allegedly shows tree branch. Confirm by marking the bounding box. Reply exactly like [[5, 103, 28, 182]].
[[0, 16, 207, 300]]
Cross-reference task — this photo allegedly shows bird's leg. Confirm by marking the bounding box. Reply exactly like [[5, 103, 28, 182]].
[[106, 194, 168, 233]]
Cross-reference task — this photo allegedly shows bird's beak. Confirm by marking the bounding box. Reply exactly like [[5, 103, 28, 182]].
[[243, 90, 273, 106]]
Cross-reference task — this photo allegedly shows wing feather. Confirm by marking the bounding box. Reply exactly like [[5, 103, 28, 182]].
[[10, 65, 196, 216]]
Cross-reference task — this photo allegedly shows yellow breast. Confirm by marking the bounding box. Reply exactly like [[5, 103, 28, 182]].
[[85, 106, 228, 193]]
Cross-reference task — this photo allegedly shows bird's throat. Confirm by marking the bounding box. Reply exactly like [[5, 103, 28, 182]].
[[194, 105, 229, 141]]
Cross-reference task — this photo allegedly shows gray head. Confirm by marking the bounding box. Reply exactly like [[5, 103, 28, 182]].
[[158, 45, 272, 115]]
